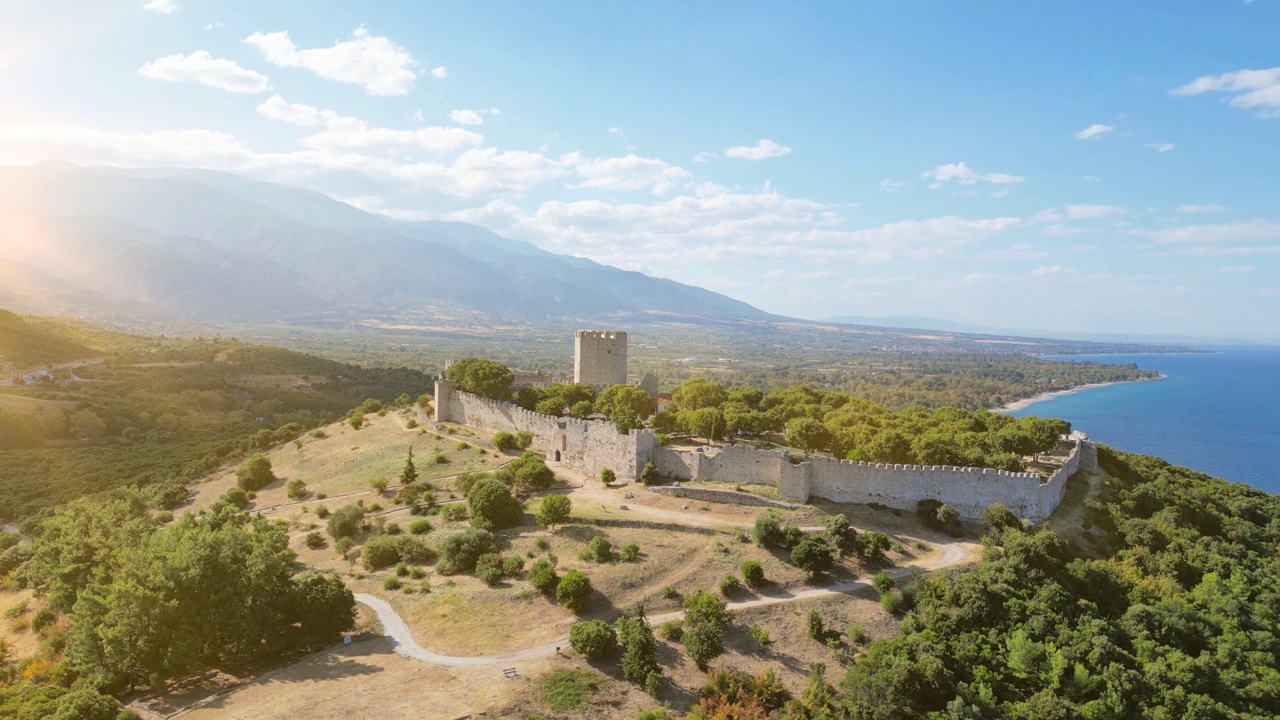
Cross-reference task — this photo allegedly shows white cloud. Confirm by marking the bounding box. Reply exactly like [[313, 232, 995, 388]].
[[256, 96, 335, 127], [1144, 142, 1176, 152], [1032, 265, 1063, 276], [569, 153, 691, 195], [991, 189, 1010, 199], [0, 123, 252, 166], [1145, 220, 1280, 244], [431, 66, 447, 79], [725, 139, 791, 160], [205, 22, 224, 31], [1083, 175, 1102, 183], [879, 179, 908, 191], [1073, 123, 1115, 140], [244, 27, 417, 96], [693, 151, 716, 163], [608, 127, 625, 138], [1066, 204, 1127, 220], [450, 109, 484, 126], [143, 0, 178, 14], [138, 51, 270, 93], [255, 96, 483, 154], [1178, 204, 1228, 214], [1171, 67, 1280, 115], [922, 162, 1024, 186]]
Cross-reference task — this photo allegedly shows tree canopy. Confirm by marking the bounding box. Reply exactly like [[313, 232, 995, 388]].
[[444, 358, 514, 399]]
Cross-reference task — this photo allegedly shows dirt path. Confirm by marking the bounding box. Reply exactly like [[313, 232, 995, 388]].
[[355, 541, 969, 667]]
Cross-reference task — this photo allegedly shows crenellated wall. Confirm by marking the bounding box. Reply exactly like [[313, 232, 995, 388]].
[[434, 380, 1092, 521]]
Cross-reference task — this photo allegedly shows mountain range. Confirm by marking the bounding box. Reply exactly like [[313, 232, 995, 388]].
[[0, 162, 770, 325]]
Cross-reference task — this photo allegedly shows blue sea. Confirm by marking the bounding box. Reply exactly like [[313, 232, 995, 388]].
[[1008, 348, 1280, 495]]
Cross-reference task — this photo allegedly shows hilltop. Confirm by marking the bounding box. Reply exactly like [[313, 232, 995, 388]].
[[0, 311, 93, 367]]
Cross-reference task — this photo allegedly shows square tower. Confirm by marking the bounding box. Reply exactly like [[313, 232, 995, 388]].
[[574, 330, 628, 386]]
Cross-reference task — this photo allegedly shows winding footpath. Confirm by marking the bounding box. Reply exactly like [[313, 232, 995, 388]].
[[354, 541, 967, 668]]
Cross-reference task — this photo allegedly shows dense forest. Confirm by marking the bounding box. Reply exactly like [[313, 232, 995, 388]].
[[0, 314, 431, 520], [675, 448, 1280, 719]]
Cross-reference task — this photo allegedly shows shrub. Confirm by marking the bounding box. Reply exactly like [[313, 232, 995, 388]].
[[361, 535, 405, 570], [619, 543, 640, 562], [682, 622, 724, 670], [569, 619, 617, 659], [791, 537, 835, 576], [741, 560, 766, 588], [639, 462, 659, 486], [846, 623, 866, 644], [456, 441, 470, 450], [579, 535, 613, 563], [752, 514, 784, 547], [326, 504, 366, 540], [383, 577, 402, 591], [881, 590, 904, 614], [408, 518, 433, 535], [600, 468, 616, 486], [311, 429, 327, 439], [807, 609, 825, 640], [410, 567, 427, 579], [441, 504, 467, 522], [479, 567, 503, 586], [349, 414, 364, 430], [433, 453, 448, 465], [385, 522, 402, 536], [501, 555, 525, 577], [304, 531, 326, 549], [782, 524, 805, 549], [535, 536, 551, 551], [858, 531, 893, 562], [872, 571, 896, 595], [436, 528, 497, 575], [984, 502, 1021, 531], [454, 472, 485, 496], [468, 479, 522, 530], [659, 619, 684, 641], [749, 624, 772, 647], [395, 562, 409, 577], [369, 476, 388, 494], [683, 590, 728, 629], [556, 569, 593, 613], [286, 478, 307, 500], [529, 557, 559, 593], [515, 430, 535, 449], [236, 453, 276, 491], [223, 487, 249, 508], [406, 418, 418, 429], [661, 585, 680, 600], [636, 709, 674, 720], [536, 494, 573, 530], [492, 431, 519, 451], [718, 574, 740, 595], [335, 537, 353, 556], [315, 506, 331, 519], [540, 668, 598, 712]]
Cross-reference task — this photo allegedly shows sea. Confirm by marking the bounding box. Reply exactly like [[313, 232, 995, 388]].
[[1008, 347, 1280, 495]]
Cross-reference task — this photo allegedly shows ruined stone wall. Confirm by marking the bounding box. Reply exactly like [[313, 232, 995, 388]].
[[574, 330, 628, 386], [435, 380, 652, 481], [647, 486, 799, 509]]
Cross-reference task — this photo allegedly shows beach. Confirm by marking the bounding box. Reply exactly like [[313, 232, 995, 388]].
[[996, 376, 1164, 413]]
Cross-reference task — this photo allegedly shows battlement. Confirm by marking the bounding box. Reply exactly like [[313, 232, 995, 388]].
[[575, 330, 627, 340], [574, 329, 628, 386]]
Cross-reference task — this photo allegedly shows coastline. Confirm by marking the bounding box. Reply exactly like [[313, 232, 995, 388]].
[[996, 375, 1166, 414]]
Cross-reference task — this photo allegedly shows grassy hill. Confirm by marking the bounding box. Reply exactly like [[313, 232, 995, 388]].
[[0, 310, 93, 367]]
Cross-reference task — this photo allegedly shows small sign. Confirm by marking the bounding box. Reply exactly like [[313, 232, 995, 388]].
[[343, 636, 352, 644]]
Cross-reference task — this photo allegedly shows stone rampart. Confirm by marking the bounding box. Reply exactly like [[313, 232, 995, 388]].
[[435, 380, 1091, 521], [647, 485, 798, 509]]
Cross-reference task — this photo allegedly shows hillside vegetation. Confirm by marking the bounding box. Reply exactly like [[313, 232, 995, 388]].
[[0, 310, 92, 367]]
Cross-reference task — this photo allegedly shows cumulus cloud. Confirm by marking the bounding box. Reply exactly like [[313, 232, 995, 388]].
[[244, 27, 417, 96], [1032, 265, 1063, 276], [138, 51, 270, 93], [431, 66, 447, 79], [1065, 204, 1127, 220], [921, 162, 1024, 186], [1144, 142, 1175, 152], [143, 0, 178, 14], [256, 96, 336, 126], [1178, 204, 1228, 213], [879, 179, 908, 191], [725, 139, 791, 160], [450, 109, 484, 126], [569, 153, 691, 195], [1171, 67, 1280, 115], [1073, 123, 1115, 140]]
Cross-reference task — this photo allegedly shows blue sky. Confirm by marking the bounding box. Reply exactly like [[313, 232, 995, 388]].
[[2, 1, 1279, 340]]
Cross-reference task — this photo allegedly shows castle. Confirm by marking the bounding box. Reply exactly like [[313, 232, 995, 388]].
[[433, 331, 1094, 521]]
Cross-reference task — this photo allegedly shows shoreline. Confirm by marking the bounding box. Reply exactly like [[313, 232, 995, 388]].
[[996, 375, 1166, 413]]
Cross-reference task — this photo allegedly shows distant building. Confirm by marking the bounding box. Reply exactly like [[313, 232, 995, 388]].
[[574, 330, 628, 386]]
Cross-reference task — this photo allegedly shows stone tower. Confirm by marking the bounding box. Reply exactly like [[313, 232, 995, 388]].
[[574, 330, 627, 386]]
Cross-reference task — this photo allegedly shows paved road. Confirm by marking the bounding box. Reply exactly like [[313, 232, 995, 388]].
[[355, 541, 967, 667]]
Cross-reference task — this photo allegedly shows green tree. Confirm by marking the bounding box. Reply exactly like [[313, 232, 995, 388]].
[[671, 378, 726, 411], [400, 446, 417, 485], [741, 560, 766, 588], [369, 476, 388, 494], [752, 514, 784, 548], [983, 502, 1021, 531], [639, 462, 659, 486], [682, 621, 724, 670], [556, 569, 593, 613], [786, 417, 832, 455], [467, 479, 522, 530], [444, 358, 514, 399], [536, 494, 572, 530], [285, 478, 307, 500], [236, 453, 276, 491], [595, 384, 655, 421], [617, 606, 660, 685], [326, 504, 366, 540], [569, 619, 617, 659], [681, 407, 725, 442], [528, 557, 559, 593], [600, 468, 616, 486], [790, 537, 834, 576], [436, 528, 496, 574]]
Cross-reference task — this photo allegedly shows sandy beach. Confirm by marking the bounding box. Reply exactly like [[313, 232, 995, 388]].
[[996, 375, 1166, 413]]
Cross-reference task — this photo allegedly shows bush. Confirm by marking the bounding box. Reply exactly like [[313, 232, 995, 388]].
[[858, 531, 893, 562], [304, 531, 326, 549], [752, 514, 784, 547], [983, 502, 1021, 531], [529, 557, 559, 593], [807, 609, 825, 640], [536, 494, 573, 530], [408, 518, 433, 535], [741, 560, 766, 588], [492, 431, 519, 451], [383, 577, 402, 591], [682, 622, 724, 669], [410, 567, 427, 579], [782, 524, 805, 549], [639, 462, 659, 486], [361, 535, 406, 570], [335, 537, 353, 556], [468, 480, 522, 530], [600, 468, 616, 486], [749, 624, 772, 647], [872, 571, 896, 595], [501, 555, 525, 577], [636, 709, 674, 720], [236, 453, 276, 491], [326, 504, 366, 540], [454, 472, 485, 496], [791, 537, 835, 576], [556, 569, 593, 613], [515, 430, 534, 449], [479, 567, 503, 586], [441, 504, 467, 522], [718, 574, 740, 595], [579, 535, 613, 563], [880, 590, 904, 614], [436, 528, 497, 575], [286, 478, 307, 500], [433, 453, 448, 465], [569, 619, 617, 659], [619, 542, 640, 562], [223, 487, 250, 508], [369, 476, 388, 494], [661, 585, 679, 600], [30, 608, 56, 633], [385, 522, 402, 536], [846, 623, 866, 644], [659, 619, 684, 641], [315, 506, 331, 519]]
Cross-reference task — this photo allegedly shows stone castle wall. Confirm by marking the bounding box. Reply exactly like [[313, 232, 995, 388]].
[[435, 381, 1090, 520], [574, 330, 628, 386]]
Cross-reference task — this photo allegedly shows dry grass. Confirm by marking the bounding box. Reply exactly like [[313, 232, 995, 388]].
[[0, 588, 43, 662], [0, 393, 71, 414], [182, 412, 506, 514]]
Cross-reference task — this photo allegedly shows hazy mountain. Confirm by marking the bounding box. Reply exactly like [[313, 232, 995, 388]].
[[0, 162, 771, 324]]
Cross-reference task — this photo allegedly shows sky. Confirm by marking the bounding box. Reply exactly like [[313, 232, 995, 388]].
[[1, 1, 1279, 340]]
